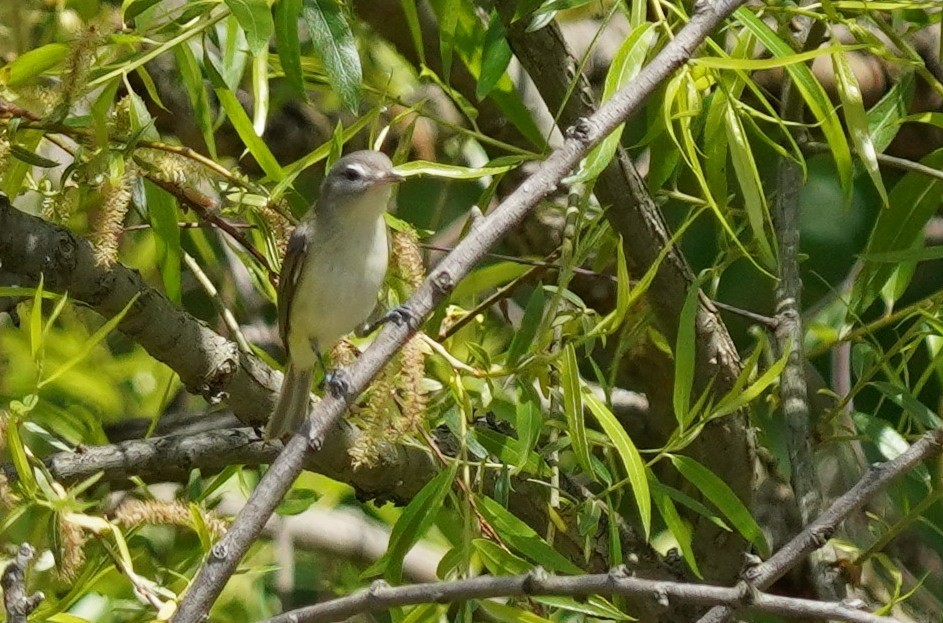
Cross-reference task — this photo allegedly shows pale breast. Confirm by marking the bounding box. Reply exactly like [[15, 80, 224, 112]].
[[287, 215, 388, 366]]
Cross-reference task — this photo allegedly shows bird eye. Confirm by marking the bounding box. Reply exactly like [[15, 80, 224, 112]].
[[343, 167, 363, 181]]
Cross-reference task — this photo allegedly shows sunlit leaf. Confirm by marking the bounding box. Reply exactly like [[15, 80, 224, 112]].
[[583, 392, 650, 538], [39, 294, 141, 387], [561, 343, 592, 475], [0, 43, 69, 86], [735, 7, 853, 202], [651, 482, 701, 577], [477, 496, 583, 573], [670, 455, 769, 556], [225, 0, 274, 54], [215, 87, 285, 180], [364, 464, 455, 582], [832, 47, 887, 204], [302, 0, 362, 112]]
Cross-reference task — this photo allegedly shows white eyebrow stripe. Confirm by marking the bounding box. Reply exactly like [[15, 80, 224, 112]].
[[346, 163, 368, 177]]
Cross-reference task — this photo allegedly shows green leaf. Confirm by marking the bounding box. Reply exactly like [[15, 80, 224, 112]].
[[673, 278, 701, 428], [724, 98, 776, 266], [9, 145, 60, 168], [274, 0, 305, 95], [583, 392, 650, 538], [39, 294, 141, 388], [473, 538, 531, 575], [477, 11, 512, 100], [301, 0, 362, 112], [853, 149, 943, 313], [533, 596, 633, 621], [711, 345, 789, 419], [651, 482, 701, 577], [274, 488, 320, 515], [573, 23, 656, 183], [735, 7, 853, 203], [123, 0, 163, 22], [215, 87, 284, 180], [513, 393, 544, 471], [394, 159, 522, 180], [476, 496, 583, 573], [868, 73, 912, 153], [870, 382, 943, 430], [506, 286, 545, 367], [174, 44, 217, 159], [832, 48, 887, 205], [225, 0, 275, 54], [561, 343, 592, 475], [145, 180, 182, 302], [437, 0, 459, 83], [670, 455, 769, 556], [5, 419, 37, 497], [479, 601, 554, 623], [364, 465, 455, 582], [0, 43, 70, 86], [30, 274, 44, 358], [398, 0, 425, 64]]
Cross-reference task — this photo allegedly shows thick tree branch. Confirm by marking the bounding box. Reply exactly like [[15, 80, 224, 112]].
[[0, 195, 280, 425], [697, 427, 943, 623], [261, 570, 899, 623], [496, 0, 754, 583], [168, 3, 754, 622], [771, 13, 845, 604]]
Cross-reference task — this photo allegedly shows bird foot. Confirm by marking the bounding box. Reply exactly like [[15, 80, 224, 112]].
[[324, 368, 351, 399], [356, 305, 421, 337]]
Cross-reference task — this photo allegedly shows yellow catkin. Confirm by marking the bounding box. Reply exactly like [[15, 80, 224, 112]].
[[349, 228, 428, 469], [112, 499, 229, 538], [90, 171, 134, 267], [260, 200, 293, 264], [57, 514, 89, 582], [60, 24, 107, 107]]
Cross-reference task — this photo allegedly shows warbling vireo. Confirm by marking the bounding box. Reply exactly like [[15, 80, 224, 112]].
[[266, 150, 403, 439]]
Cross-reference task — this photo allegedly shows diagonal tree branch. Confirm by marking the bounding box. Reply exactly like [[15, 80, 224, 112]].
[[168, 2, 753, 621], [495, 0, 754, 582], [696, 427, 943, 623]]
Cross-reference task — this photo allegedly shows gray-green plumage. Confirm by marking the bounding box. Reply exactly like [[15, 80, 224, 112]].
[[266, 151, 402, 439]]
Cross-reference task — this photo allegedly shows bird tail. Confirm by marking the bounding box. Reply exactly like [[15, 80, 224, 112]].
[[266, 362, 313, 439]]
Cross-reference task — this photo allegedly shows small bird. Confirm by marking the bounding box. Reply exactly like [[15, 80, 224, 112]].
[[266, 150, 403, 439]]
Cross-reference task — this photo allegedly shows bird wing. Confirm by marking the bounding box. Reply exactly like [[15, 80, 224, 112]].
[[277, 221, 311, 347]]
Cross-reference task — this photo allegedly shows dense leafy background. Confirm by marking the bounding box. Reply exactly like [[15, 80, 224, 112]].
[[1, 0, 943, 622]]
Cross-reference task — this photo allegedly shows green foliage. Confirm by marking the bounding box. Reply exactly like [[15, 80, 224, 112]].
[[0, 1, 942, 622]]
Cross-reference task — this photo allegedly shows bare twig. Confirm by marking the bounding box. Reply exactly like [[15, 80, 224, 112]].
[[804, 141, 943, 183], [1, 544, 44, 623], [183, 252, 252, 354], [168, 4, 752, 622], [696, 428, 943, 623], [261, 569, 900, 623], [142, 174, 277, 282]]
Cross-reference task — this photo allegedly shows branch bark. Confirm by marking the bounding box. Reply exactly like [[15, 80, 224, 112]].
[[261, 570, 900, 623], [0, 195, 280, 425], [697, 427, 943, 623]]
